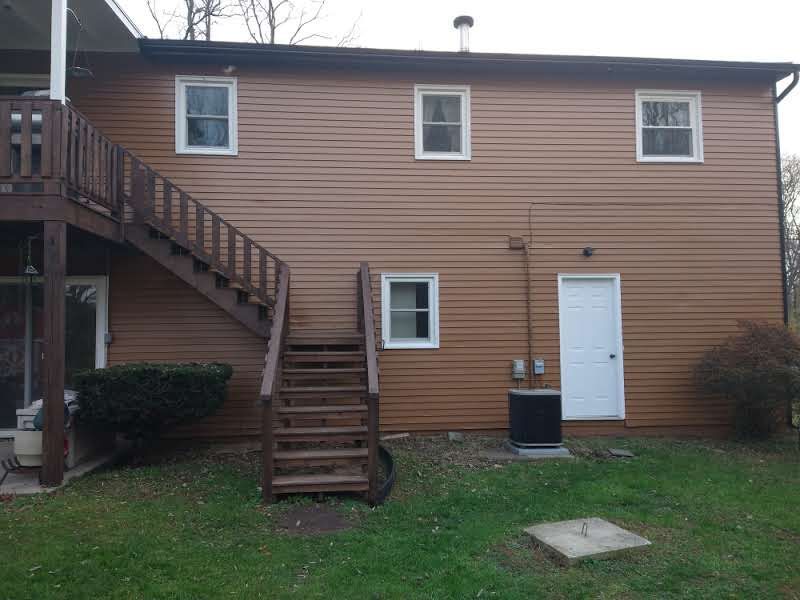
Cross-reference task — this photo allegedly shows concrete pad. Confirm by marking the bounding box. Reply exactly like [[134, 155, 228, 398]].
[[0, 451, 117, 496], [480, 443, 573, 462], [524, 517, 651, 566]]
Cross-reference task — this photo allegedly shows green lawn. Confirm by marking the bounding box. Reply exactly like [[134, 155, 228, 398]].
[[1, 436, 798, 600]]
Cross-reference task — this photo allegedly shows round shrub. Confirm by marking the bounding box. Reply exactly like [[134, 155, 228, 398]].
[[73, 362, 234, 441], [695, 321, 800, 439]]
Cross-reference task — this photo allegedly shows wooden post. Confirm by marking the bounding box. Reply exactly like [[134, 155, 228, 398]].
[[261, 395, 273, 503], [40, 221, 66, 486]]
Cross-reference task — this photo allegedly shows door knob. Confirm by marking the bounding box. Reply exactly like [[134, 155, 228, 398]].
[[609, 353, 616, 359]]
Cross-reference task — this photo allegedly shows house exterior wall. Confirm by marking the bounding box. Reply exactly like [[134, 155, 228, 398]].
[[65, 54, 783, 436]]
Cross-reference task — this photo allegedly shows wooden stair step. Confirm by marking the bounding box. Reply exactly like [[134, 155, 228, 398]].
[[274, 448, 368, 467], [277, 404, 366, 416], [274, 425, 367, 441], [284, 351, 365, 362], [283, 368, 365, 375], [272, 474, 369, 494], [281, 386, 364, 394], [288, 330, 361, 341], [286, 332, 364, 346]]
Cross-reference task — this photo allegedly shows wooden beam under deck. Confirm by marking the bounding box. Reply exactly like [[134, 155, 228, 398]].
[[0, 194, 122, 243]]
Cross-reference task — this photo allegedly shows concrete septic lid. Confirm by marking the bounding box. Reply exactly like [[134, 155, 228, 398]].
[[524, 517, 651, 566]]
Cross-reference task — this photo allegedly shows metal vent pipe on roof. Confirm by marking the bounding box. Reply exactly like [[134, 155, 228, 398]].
[[453, 15, 474, 52]]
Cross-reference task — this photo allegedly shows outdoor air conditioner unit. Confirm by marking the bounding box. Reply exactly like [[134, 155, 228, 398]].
[[508, 388, 562, 447]]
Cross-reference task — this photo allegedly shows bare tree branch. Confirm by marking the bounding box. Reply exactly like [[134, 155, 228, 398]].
[[146, 0, 176, 39], [288, 0, 325, 44], [237, 0, 360, 45], [336, 9, 361, 47], [782, 154, 800, 321]]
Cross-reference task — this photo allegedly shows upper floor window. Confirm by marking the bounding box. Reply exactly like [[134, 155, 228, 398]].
[[635, 90, 703, 163], [175, 76, 238, 155], [414, 85, 471, 160]]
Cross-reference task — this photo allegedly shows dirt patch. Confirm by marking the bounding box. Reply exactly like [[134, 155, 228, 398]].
[[490, 536, 555, 573], [276, 504, 353, 535], [383, 434, 504, 470]]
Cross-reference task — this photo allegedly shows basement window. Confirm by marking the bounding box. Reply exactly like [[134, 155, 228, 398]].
[[175, 76, 238, 155], [414, 85, 471, 160], [635, 90, 703, 162], [381, 273, 440, 349]]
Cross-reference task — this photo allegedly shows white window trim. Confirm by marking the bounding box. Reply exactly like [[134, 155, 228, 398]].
[[381, 273, 440, 349], [414, 84, 471, 161], [635, 89, 703, 163], [67, 276, 109, 371], [557, 273, 626, 420], [175, 75, 238, 156]]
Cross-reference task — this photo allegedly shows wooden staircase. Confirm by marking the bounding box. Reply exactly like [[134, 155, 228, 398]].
[[0, 98, 381, 502], [122, 160, 282, 337], [261, 264, 380, 503]]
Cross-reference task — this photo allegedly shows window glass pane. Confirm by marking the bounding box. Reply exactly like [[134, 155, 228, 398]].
[[390, 311, 417, 338], [415, 312, 430, 338], [641, 101, 690, 127], [422, 95, 461, 123], [187, 117, 229, 147], [415, 283, 429, 309], [65, 285, 96, 388], [423, 124, 461, 153], [390, 311, 430, 340], [642, 128, 693, 156], [390, 282, 415, 309], [186, 86, 228, 116], [390, 282, 429, 309]]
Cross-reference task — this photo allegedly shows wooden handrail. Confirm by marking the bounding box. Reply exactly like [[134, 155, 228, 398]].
[[358, 262, 380, 399], [259, 263, 290, 503], [357, 262, 380, 504]]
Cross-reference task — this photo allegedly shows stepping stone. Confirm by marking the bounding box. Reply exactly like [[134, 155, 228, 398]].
[[608, 448, 635, 458], [524, 517, 651, 566]]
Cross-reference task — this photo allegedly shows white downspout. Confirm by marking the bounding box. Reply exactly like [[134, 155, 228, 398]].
[[50, 0, 68, 103]]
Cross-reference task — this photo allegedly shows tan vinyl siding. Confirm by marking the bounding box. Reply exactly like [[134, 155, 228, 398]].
[[68, 55, 782, 436]]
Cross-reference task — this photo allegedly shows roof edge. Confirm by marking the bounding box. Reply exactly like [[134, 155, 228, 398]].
[[139, 39, 799, 80]]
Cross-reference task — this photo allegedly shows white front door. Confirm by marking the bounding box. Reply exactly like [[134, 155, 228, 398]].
[[558, 275, 625, 419]]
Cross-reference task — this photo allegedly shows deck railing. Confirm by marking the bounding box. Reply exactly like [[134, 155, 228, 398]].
[[0, 97, 121, 215], [0, 96, 283, 307]]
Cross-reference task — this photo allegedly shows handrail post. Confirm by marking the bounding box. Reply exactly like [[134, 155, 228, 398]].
[[261, 394, 274, 503]]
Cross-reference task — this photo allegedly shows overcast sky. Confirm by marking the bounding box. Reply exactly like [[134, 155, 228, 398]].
[[123, 0, 800, 155]]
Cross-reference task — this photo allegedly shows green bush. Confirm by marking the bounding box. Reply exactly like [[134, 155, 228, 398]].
[[695, 321, 800, 439], [74, 363, 233, 441]]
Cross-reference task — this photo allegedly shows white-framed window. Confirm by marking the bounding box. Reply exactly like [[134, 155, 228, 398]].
[[635, 90, 703, 163], [414, 85, 471, 160], [381, 273, 440, 349], [175, 75, 238, 155]]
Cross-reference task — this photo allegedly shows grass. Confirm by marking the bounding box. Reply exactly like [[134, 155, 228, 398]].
[[1, 435, 799, 600]]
